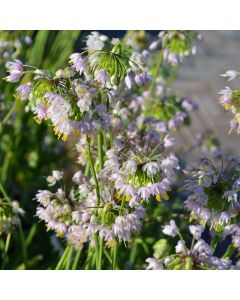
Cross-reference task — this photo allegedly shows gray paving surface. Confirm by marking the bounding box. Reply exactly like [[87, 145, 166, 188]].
[[172, 31, 240, 156]]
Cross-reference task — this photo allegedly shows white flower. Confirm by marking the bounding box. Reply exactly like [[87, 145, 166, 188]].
[[45, 92, 73, 139], [146, 258, 163, 270], [189, 225, 204, 240], [47, 170, 63, 186], [33, 104, 48, 121], [16, 84, 31, 100], [69, 53, 86, 74], [149, 41, 159, 51], [223, 190, 238, 202], [5, 59, 23, 82], [95, 69, 109, 87], [35, 190, 52, 206], [77, 93, 92, 113], [138, 186, 151, 199], [163, 135, 175, 148], [72, 171, 84, 184], [162, 220, 178, 237], [142, 162, 160, 177], [86, 32, 107, 50], [192, 239, 213, 256], [220, 70, 238, 81], [124, 159, 137, 175], [175, 240, 188, 254]]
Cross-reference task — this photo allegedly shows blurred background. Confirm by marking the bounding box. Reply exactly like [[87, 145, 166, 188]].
[[173, 31, 240, 158]]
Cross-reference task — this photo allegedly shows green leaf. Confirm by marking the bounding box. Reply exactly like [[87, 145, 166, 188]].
[[153, 239, 171, 260]]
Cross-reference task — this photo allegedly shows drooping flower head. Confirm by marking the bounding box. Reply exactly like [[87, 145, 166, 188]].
[[184, 156, 240, 231], [5, 59, 23, 82]]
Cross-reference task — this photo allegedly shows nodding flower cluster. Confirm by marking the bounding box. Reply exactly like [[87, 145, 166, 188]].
[[184, 156, 240, 231], [0, 198, 24, 235], [149, 31, 199, 66], [218, 70, 240, 134], [101, 130, 179, 205], [36, 169, 145, 249], [5, 34, 153, 141], [146, 220, 233, 270]]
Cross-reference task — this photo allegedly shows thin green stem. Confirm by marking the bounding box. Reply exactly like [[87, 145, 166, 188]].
[[104, 249, 112, 264], [72, 249, 82, 270], [84, 160, 90, 177], [94, 232, 100, 270], [98, 237, 104, 270], [86, 134, 106, 270], [0, 100, 17, 127], [86, 136, 101, 206], [177, 231, 188, 253], [0, 183, 11, 203], [0, 151, 12, 184], [190, 237, 195, 252], [18, 222, 28, 269], [65, 246, 74, 270], [210, 232, 221, 253], [55, 247, 70, 270], [166, 65, 179, 87], [112, 240, 119, 270], [97, 132, 104, 170], [5, 233, 11, 253], [222, 244, 235, 259]]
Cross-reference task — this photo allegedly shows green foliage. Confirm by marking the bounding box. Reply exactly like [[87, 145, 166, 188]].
[[153, 238, 171, 260]]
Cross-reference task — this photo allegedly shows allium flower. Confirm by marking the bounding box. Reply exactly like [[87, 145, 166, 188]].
[[95, 69, 109, 87], [69, 53, 86, 74], [218, 86, 233, 110], [35, 190, 52, 207], [142, 162, 160, 177], [47, 170, 64, 186], [77, 94, 92, 113], [220, 70, 238, 81], [189, 225, 204, 240], [16, 84, 31, 100], [230, 119, 240, 133], [146, 258, 163, 270], [192, 239, 213, 256], [125, 70, 135, 89], [149, 41, 159, 51], [124, 159, 138, 175], [33, 104, 48, 121], [162, 220, 178, 237], [163, 135, 175, 148], [155, 120, 168, 133], [184, 157, 240, 229], [181, 98, 198, 111], [159, 224, 233, 270], [103, 131, 178, 203], [35, 168, 145, 249], [175, 240, 188, 254], [86, 32, 107, 50], [45, 92, 74, 140], [135, 72, 152, 86], [6, 72, 22, 83], [5, 59, 23, 82]]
